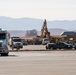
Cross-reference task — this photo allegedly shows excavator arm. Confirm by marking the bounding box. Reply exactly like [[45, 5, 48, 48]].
[[41, 19, 50, 38]]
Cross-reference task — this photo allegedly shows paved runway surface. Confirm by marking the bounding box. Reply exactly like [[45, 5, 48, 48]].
[[8, 45, 46, 50], [0, 51, 76, 75]]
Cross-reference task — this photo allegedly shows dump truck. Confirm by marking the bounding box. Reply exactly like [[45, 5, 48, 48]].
[[0, 29, 10, 56]]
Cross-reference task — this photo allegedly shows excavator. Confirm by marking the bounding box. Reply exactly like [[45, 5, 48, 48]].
[[41, 19, 50, 39], [40, 19, 63, 43], [33, 19, 63, 44], [32, 19, 50, 45]]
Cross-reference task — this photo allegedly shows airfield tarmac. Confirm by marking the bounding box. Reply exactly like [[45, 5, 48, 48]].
[[0, 49, 76, 75], [8, 45, 46, 51]]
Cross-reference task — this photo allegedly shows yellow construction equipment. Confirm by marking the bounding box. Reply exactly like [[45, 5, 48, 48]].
[[41, 19, 50, 38], [40, 19, 64, 43]]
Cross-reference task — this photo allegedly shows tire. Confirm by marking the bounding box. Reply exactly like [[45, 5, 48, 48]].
[[16, 47, 20, 51], [48, 46, 51, 50], [59, 48, 61, 49], [53, 47, 56, 50], [1, 53, 8, 56], [46, 46, 48, 49]]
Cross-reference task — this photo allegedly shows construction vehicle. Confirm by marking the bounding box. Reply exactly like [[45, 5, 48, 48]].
[[40, 19, 64, 43], [0, 29, 10, 56], [40, 19, 51, 44], [33, 19, 64, 44], [41, 19, 50, 39], [32, 19, 51, 45]]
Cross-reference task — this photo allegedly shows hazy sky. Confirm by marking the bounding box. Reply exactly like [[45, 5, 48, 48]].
[[0, 0, 76, 20]]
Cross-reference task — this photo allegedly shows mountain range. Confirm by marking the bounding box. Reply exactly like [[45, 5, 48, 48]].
[[0, 16, 76, 36], [9, 28, 65, 37]]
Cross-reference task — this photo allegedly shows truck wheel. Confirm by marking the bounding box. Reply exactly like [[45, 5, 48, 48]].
[[46, 46, 48, 49], [1, 53, 8, 56], [53, 47, 56, 50]]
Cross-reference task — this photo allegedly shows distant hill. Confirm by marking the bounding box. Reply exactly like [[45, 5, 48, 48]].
[[0, 16, 76, 31], [48, 28, 66, 35], [8, 28, 66, 37], [0, 16, 76, 36], [8, 30, 26, 37], [0, 16, 43, 31], [37, 28, 66, 36]]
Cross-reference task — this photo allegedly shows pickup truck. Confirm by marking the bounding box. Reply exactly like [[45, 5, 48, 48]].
[[46, 42, 73, 50]]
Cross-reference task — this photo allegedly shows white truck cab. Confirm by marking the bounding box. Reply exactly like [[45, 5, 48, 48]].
[[9, 37, 23, 50]]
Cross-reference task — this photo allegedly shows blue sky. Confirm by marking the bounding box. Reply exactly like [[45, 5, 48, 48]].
[[0, 0, 76, 20]]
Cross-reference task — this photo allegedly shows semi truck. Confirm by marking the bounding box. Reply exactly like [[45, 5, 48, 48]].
[[0, 29, 10, 56]]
